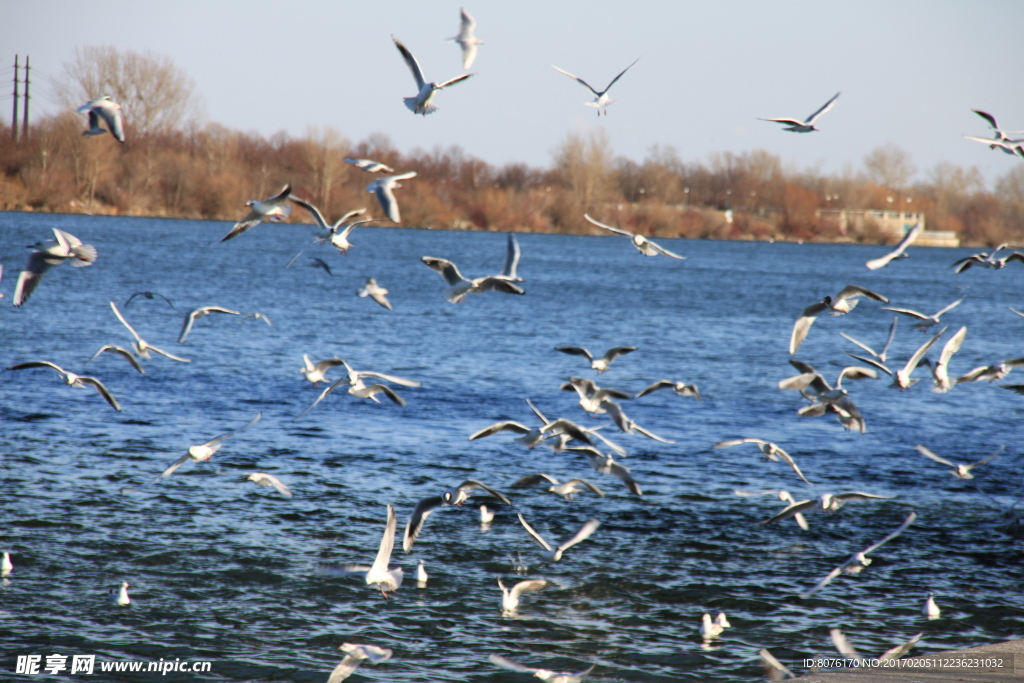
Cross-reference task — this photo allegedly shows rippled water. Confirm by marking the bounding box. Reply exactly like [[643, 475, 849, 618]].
[[2, 211, 1023, 682]]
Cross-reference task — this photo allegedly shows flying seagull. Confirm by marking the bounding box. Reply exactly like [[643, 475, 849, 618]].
[[86, 345, 145, 374], [497, 578, 548, 612], [489, 654, 595, 683], [447, 7, 483, 69], [759, 92, 841, 133], [713, 438, 811, 485], [327, 643, 392, 683], [923, 325, 967, 393], [551, 58, 640, 116], [318, 504, 404, 598], [964, 109, 1024, 157], [584, 214, 686, 258], [110, 302, 191, 362], [866, 223, 923, 270], [178, 305, 241, 343], [392, 35, 474, 115], [404, 480, 511, 552], [517, 514, 600, 562], [635, 380, 701, 400], [247, 472, 293, 498], [124, 291, 174, 308], [220, 184, 293, 242], [358, 277, 394, 310], [78, 96, 125, 142], [494, 233, 523, 282], [7, 360, 121, 411], [848, 326, 947, 390], [367, 172, 417, 223], [344, 157, 394, 174], [831, 628, 922, 664], [790, 285, 888, 355], [156, 412, 262, 481], [291, 199, 373, 254], [421, 256, 525, 303], [14, 228, 98, 307], [840, 316, 898, 364], [555, 345, 636, 373], [883, 297, 964, 330], [916, 444, 1002, 480]]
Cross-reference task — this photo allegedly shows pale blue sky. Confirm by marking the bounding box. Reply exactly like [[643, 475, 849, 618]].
[[4, 1, 1024, 185]]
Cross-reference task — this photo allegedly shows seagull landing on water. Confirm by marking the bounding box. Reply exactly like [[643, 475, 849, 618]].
[[7, 360, 121, 411], [700, 612, 731, 640], [447, 7, 483, 69], [392, 35, 475, 116], [317, 504, 403, 598], [551, 58, 640, 116], [497, 577, 548, 612], [759, 92, 841, 133], [584, 214, 686, 258], [78, 96, 125, 142], [220, 185, 292, 242]]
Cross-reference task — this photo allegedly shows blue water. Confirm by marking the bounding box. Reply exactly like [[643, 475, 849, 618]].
[[1, 211, 1023, 681]]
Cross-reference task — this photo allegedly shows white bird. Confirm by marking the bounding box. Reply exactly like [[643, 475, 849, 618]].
[[344, 157, 394, 174], [551, 58, 639, 116], [447, 7, 484, 69], [923, 593, 941, 620], [840, 316, 899, 364], [14, 228, 98, 307], [511, 473, 605, 501], [110, 581, 131, 606], [327, 643, 392, 683], [555, 345, 636, 373], [109, 302, 191, 362], [957, 357, 1024, 384], [367, 172, 417, 223], [866, 223, 924, 270], [494, 233, 523, 282], [517, 514, 600, 562], [358, 278, 393, 311], [416, 560, 428, 586], [299, 354, 344, 385], [489, 654, 595, 683], [600, 399, 674, 442], [849, 326, 947, 390], [831, 628, 922, 664], [247, 472, 293, 498], [220, 184, 292, 242], [178, 305, 241, 343], [565, 445, 642, 495], [560, 377, 632, 415], [700, 613, 727, 640], [298, 360, 419, 418], [480, 505, 495, 525], [734, 490, 809, 529], [916, 444, 1002, 480], [635, 379, 701, 401], [761, 491, 894, 526], [470, 400, 604, 451], [497, 577, 548, 612], [78, 96, 125, 142], [7, 360, 121, 411], [799, 512, 916, 598], [790, 285, 888, 355], [318, 504, 404, 598], [404, 480, 511, 553], [86, 345, 145, 374], [964, 109, 1024, 157], [156, 412, 261, 481], [923, 325, 967, 393], [584, 214, 686, 258], [759, 649, 795, 681], [780, 361, 873, 433], [291, 200, 371, 254], [952, 244, 1024, 273], [713, 438, 811, 485], [392, 35, 474, 116], [242, 312, 272, 326], [759, 92, 841, 133], [884, 297, 964, 330], [421, 256, 525, 303], [2, 552, 12, 576]]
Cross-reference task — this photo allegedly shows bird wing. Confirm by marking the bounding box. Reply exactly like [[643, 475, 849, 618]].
[[836, 285, 887, 304], [967, 445, 1004, 470], [472, 277, 525, 295], [880, 316, 899, 361], [352, 383, 406, 406], [860, 511, 917, 556], [458, 479, 511, 505], [631, 423, 675, 443], [830, 629, 864, 663], [601, 346, 638, 363], [973, 109, 1000, 132], [789, 314, 820, 355], [543, 418, 594, 446], [435, 73, 475, 90], [583, 213, 633, 236], [488, 655, 539, 674], [77, 376, 122, 411], [799, 563, 844, 599], [157, 453, 193, 480], [882, 306, 928, 321], [588, 428, 628, 456], [512, 473, 560, 488], [774, 449, 812, 485], [291, 197, 330, 230], [846, 353, 893, 377], [525, 397, 549, 425], [516, 513, 553, 552], [392, 36, 426, 89], [178, 310, 200, 343], [501, 233, 521, 280], [557, 518, 601, 552], [295, 377, 348, 419], [636, 380, 676, 398], [806, 92, 841, 125], [421, 256, 467, 285], [372, 504, 398, 572], [551, 65, 601, 97], [645, 238, 687, 259], [355, 371, 421, 387], [95, 100, 125, 142], [469, 421, 532, 440], [555, 346, 594, 362], [7, 360, 69, 377], [403, 495, 443, 553], [568, 479, 605, 496], [109, 301, 143, 343], [326, 655, 361, 683], [601, 57, 641, 94], [915, 445, 956, 468], [13, 251, 54, 307], [202, 411, 262, 449], [758, 649, 795, 681], [714, 438, 767, 449], [901, 326, 947, 375], [758, 117, 805, 127], [145, 344, 192, 363], [87, 345, 144, 374], [760, 499, 815, 525], [509, 579, 548, 601], [937, 326, 967, 367], [879, 633, 923, 662], [839, 332, 879, 358]]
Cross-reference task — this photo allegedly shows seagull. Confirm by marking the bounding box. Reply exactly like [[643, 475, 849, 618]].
[[713, 438, 811, 485], [1, 552, 12, 576], [761, 491, 895, 525], [14, 228, 98, 307], [327, 643, 392, 683], [790, 285, 888, 355], [367, 172, 417, 223], [700, 613, 728, 640], [447, 7, 483, 69], [565, 445, 642, 495], [78, 96, 125, 142], [922, 325, 967, 393], [110, 302, 191, 362], [86, 345, 144, 374], [800, 512, 916, 598], [830, 628, 922, 664], [358, 277, 393, 311], [296, 361, 419, 418], [840, 316, 898, 364], [952, 244, 1024, 273], [318, 503, 404, 598], [247, 472, 293, 498], [416, 560, 428, 586], [780, 361, 874, 433], [109, 581, 131, 606], [344, 157, 394, 174], [964, 109, 1024, 157], [511, 473, 605, 501], [220, 184, 292, 242], [517, 514, 600, 562], [242, 312, 272, 326], [916, 444, 1002, 480], [308, 257, 333, 276], [403, 480, 511, 552], [560, 377, 632, 414], [489, 654, 596, 683], [551, 58, 639, 116], [957, 357, 1024, 384], [480, 505, 495, 525], [584, 214, 686, 258], [155, 412, 261, 481], [291, 199, 371, 254], [469, 399, 603, 451], [635, 380, 701, 400], [923, 593, 941, 620], [600, 399, 674, 442], [7, 360, 121, 411], [759, 649, 795, 681], [866, 222, 924, 270], [759, 92, 840, 133], [555, 345, 636, 373], [497, 578, 548, 612], [883, 297, 964, 330], [299, 354, 344, 385], [734, 490, 809, 529], [178, 305, 241, 343], [392, 35, 474, 116], [494, 233, 523, 282], [124, 291, 174, 308], [849, 326, 947, 390], [421, 256, 525, 303]]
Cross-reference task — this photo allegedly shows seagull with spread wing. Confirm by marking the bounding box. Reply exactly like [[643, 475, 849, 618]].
[[178, 305, 241, 343], [155, 412, 261, 481], [220, 185, 292, 241], [392, 35, 474, 115], [584, 214, 686, 258], [421, 256, 525, 303], [759, 92, 841, 133], [790, 285, 888, 355], [317, 504, 404, 598], [110, 302, 190, 363], [447, 7, 483, 69], [7, 360, 121, 411], [551, 58, 639, 116], [916, 444, 1002, 480], [78, 96, 125, 142]]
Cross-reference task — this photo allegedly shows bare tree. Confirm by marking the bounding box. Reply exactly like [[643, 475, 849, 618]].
[[302, 125, 349, 209], [553, 129, 614, 211], [53, 45, 204, 135], [863, 143, 917, 191]]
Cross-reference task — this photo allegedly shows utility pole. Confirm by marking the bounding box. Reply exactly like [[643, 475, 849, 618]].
[[11, 54, 19, 142], [21, 55, 29, 138]]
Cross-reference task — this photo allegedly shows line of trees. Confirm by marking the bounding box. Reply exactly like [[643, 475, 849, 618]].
[[0, 48, 1022, 246]]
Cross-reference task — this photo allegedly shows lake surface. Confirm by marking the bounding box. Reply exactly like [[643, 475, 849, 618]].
[[1, 210, 1022, 682]]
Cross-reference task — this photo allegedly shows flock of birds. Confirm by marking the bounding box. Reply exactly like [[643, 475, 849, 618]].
[[5, 7, 1023, 682]]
